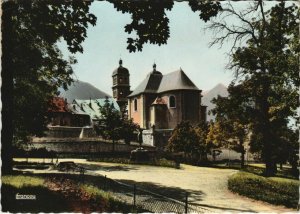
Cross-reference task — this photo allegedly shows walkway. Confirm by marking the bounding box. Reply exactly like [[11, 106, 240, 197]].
[[14, 158, 296, 213]]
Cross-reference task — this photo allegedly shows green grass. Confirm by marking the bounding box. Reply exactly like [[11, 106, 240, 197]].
[[228, 171, 299, 208], [81, 183, 146, 212], [1, 175, 70, 212], [2, 175, 45, 188]]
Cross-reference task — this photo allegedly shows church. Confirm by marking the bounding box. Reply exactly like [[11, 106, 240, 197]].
[[112, 59, 207, 146]]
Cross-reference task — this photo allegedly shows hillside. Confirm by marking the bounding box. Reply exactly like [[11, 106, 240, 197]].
[[202, 83, 228, 121], [59, 80, 111, 102]]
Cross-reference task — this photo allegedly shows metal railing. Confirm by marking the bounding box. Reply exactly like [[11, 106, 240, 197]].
[[88, 172, 210, 213]]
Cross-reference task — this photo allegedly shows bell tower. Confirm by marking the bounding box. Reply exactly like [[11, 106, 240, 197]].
[[112, 59, 131, 116]]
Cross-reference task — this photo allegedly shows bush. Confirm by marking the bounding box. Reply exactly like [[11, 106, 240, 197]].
[[81, 184, 137, 212], [228, 172, 299, 208], [88, 157, 177, 168]]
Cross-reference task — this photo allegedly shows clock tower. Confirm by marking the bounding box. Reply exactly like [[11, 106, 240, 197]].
[[112, 59, 131, 116]]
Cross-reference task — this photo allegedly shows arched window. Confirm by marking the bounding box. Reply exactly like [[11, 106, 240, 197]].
[[169, 95, 176, 108], [134, 99, 138, 111]]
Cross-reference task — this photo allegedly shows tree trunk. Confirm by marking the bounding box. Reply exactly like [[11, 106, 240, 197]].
[[1, 2, 14, 175], [239, 139, 245, 168]]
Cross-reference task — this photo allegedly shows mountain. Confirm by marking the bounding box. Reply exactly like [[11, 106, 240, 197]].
[[59, 80, 111, 102], [202, 83, 228, 121]]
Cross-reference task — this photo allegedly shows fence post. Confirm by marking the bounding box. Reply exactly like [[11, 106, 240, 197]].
[[80, 167, 85, 183], [133, 184, 136, 211], [185, 191, 188, 213]]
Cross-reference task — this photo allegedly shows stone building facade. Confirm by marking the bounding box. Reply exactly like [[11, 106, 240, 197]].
[[127, 64, 207, 130], [118, 63, 207, 147]]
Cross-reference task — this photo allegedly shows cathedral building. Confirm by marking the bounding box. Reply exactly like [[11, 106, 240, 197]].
[[112, 61, 207, 132]]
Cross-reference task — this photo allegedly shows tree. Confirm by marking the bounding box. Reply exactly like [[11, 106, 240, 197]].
[[208, 1, 299, 175], [96, 97, 139, 149], [211, 84, 251, 168], [167, 121, 209, 163], [110, 0, 222, 52], [194, 122, 209, 162], [97, 98, 123, 151], [167, 121, 197, 160], [120, 119, 139, 145], [2, 0, 96, 174], [2, 1, 223, 174]]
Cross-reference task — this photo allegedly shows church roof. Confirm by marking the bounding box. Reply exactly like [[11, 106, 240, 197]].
[[128, 68, 199, 97], [112, 59, 129, 76], [128, 65, 163, 97], [157, 69, 200, 93]]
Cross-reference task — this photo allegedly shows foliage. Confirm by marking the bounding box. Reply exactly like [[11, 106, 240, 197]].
[[167, 121, 209, 162], [206, 121, 229, 148], [2, 0, 96, 173], [81, 183, 142, 212], [96, 97, 139, 146], [120, 119, 139, 145], [110, 1, 221, 52], [87, 157, 177, 168], [228, 172, 299, 208], [210, 83, 251, 167], [97, 97, 123, 141], [208, 1, 299, 175]]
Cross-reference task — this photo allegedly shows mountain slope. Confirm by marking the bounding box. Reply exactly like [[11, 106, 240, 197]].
[[59, 80, 111, 102], [202, 83, 228, 121]]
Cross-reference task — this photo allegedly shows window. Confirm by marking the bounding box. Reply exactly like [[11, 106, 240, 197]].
[[134, 99, 138, 111], [169, 95, 176, 108], [113, 76, 117, 85]]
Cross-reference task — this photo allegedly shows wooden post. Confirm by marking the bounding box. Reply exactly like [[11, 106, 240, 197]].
[[185, 192, 188, 213], [133, 184, 136, 211]]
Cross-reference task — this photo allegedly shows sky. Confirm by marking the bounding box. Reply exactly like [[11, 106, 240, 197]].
[[60, 1, 252, 95]]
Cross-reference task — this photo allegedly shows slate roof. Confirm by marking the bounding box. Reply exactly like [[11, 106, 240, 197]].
[[128, 71, 163, 97], [112, 59, 129, 76], [157, 69, 199, 93], [69, 98, 120, 120], [128, 68, 199, 97]]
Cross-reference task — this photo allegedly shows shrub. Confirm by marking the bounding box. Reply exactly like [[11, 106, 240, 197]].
[[228, 172, 299, 208]]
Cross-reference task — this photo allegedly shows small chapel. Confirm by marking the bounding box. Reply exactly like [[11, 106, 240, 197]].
[[112, 59, 207, 139]]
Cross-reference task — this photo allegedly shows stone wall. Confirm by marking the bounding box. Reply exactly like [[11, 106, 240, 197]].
[[30, 139, 155, 154], [142, 128, 173, 149], [46, 126, 96, 138]]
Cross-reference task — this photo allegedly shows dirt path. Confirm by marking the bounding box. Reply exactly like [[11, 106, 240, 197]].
[[14, 158, 297, 213]]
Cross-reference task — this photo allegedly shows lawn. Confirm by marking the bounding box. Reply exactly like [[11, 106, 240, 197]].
[[1, 174, 143, 213], [228, 171, 299, 208], [1, 175, 70, 212]]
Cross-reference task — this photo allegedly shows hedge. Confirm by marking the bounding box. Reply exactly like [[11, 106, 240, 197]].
[[228, 172, 299, 208]]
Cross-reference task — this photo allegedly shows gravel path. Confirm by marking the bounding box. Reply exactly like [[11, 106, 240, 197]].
[[14, 158, 296, 213]]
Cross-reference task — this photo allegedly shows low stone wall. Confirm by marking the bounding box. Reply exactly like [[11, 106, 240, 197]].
[[30, 138, 156, 154], [46, 126, 96, 138], [142, 129, 173, 148]]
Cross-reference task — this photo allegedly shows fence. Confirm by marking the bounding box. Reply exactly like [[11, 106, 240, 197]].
[[50, 162, 211, 213], [87, 172, 211, 213]]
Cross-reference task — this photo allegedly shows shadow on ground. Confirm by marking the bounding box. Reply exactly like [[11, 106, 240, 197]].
[[76, 163, 139, 172], [16, 171, 256, 212], [116, 179, 204, 202]]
